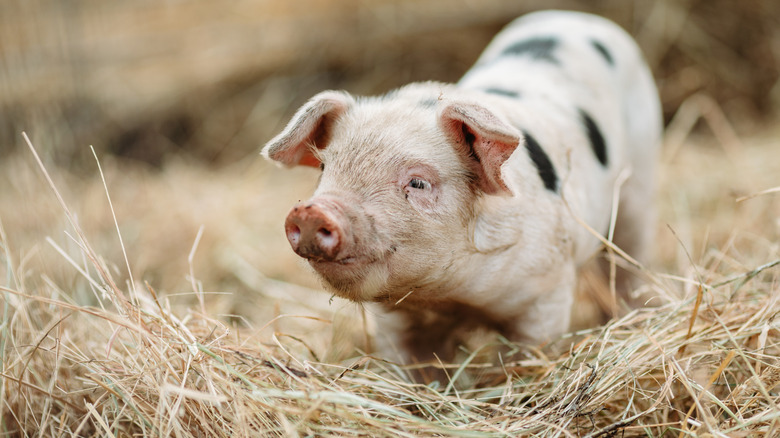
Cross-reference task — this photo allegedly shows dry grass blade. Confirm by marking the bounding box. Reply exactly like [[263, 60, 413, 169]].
[[91, 146, 136, 300], [736, 186, 780, 202], [188, 225, 206, 314]]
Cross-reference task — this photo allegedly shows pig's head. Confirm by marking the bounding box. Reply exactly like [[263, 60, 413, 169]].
[[262, 84, 522, 303]]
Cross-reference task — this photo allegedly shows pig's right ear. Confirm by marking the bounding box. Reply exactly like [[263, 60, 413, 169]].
[[262, 91, 355, 168], [438, 101, 522, 195]]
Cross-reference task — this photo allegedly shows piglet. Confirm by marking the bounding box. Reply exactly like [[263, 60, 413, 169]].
[[262, 11, 661, 369]]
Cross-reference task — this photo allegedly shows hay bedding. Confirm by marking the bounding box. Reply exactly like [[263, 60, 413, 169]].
[[0, 130, 778, 437]]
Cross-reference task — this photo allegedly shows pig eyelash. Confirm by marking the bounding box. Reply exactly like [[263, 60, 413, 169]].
[[408, 178, 431, 190]]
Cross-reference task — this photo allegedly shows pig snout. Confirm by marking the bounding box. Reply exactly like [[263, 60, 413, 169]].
[[284, 201, 346, 262]]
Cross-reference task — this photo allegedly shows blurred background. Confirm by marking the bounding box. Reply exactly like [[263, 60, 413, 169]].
[[1, 0, 779, 340], [3, 0, 779, 166]]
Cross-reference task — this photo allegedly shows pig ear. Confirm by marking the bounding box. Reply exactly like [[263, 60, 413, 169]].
[[262, 91, 355, 168], [438, 101, 521, 195]]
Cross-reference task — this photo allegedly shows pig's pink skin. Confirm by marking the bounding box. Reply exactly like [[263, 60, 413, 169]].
[[262, 10, 662, 370]]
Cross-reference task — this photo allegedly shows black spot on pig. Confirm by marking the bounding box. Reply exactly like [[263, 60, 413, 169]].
[[483, 88, 521, 98], [590, 39, 614, 66], [522, 131, 558, 192], [501, 37, 559, 64], [579, 109, 608, 166]]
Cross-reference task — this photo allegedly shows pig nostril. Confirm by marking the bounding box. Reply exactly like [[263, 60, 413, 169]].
[[317, 227, 337, 249], [287, 224, 301, 246]]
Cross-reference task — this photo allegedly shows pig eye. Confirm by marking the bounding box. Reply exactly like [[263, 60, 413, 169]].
[[408, 177, 431, 190], [319, 162, 325, 171]]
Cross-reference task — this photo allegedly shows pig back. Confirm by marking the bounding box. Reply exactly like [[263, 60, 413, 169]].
[[457, 10, 661, 263]]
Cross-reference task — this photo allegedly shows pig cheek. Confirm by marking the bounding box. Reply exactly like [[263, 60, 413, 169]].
[[403, 187, 440, 214], [383, 203, 449, 281]]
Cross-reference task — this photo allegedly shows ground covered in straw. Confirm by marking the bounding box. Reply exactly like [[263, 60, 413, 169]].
[[1, 123, 778, 437]]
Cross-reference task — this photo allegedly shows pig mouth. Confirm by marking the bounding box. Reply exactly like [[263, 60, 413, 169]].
[[305, 250, 394, 302], [308, 253, 379, 271], [304, 238, 392, 271], [309, 255, 359, 265]]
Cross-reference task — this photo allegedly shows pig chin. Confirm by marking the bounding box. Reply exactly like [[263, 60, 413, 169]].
[[308, 259, 390, 302]]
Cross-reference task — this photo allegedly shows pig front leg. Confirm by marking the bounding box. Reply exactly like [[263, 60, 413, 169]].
[[371, 301, 509, 382], [372, 305, 475, 365], [507, 264, 576, 346]]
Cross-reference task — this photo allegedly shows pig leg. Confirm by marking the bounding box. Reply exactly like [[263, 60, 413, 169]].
[[372, 302, 508, 382], [508, 263, 576, 345]]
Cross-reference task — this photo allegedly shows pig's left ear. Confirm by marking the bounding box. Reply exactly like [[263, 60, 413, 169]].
[[438, 101, 521, 195], [262, 90, 355, 168]]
